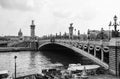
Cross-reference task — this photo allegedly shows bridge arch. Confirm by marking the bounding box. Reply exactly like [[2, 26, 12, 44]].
[[38, 42, 73, 51], [38, 41, 109, 69]]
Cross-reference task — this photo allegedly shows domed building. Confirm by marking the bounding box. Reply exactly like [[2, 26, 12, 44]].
[[18, 29, 23, 40], [18, 29, 23, 37]]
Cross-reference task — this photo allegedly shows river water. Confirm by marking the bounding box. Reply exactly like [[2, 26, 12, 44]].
[[0, 51, 94, 76]]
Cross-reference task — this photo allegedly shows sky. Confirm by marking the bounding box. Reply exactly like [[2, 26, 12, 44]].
[[0, 0, 120, 36]]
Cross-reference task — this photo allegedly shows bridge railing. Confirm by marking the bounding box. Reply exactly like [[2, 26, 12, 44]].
[[55, 39, 109, 46]]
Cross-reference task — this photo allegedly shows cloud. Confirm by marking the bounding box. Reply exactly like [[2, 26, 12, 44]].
[[80, 9, 97, 21], [53, 9, 72, 18], [0, 0, 35, 11]]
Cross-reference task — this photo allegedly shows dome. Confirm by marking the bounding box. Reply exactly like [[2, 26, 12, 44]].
[[18, 29, 23, 37]]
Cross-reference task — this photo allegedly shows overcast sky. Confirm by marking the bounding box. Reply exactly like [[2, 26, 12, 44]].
[[0, 0, 120, 36]]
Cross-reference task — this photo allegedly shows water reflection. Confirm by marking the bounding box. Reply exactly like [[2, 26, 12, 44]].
[[0, 51, 95, 75], [29, 52, 36, 69]]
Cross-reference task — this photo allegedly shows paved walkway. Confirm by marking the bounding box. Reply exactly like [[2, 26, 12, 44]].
[[89, 75, 119, 79]]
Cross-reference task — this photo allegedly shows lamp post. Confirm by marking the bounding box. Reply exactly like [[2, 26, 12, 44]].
[[78, 30, 80, 40], [101, 28, 104, 42], [56, 33, 57, 39], [87, 29, 90, 53], [87, 29, 90, 41], [74, 29, 76, 39], [109, 21, 111, 40], [59, 32, 61, 39], [109, 15, 119, 37], [14, 56, 17, 79], [101, 28, 104, 61]]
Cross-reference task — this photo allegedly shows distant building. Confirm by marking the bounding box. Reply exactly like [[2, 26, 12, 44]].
[[18, 29, 23, 37], [89, 30, 100, 35], [4, 36, 19, 41], [18, 29, 23, 40], [80, 33, 87, 40], [63, 32, 69, 39], [4, 35, 31, 41], [23, 36, 31, 41], [88, 29, 112, 40], [0, 36, 10, 41], [88, 30, 99, 40]]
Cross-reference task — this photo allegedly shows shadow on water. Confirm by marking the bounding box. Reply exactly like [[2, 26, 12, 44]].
[[39, 43, 95, 66]]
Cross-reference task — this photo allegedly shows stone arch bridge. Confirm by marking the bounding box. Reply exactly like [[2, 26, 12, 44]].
[[9, 39, 110, 70], [38, 39, 109, 69]]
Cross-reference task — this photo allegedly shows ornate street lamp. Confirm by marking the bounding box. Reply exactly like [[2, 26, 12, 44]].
[[59, 32, 61, 39], [78, 30, 80, 40], [114, 15, 117, 22], [109, 15, 120, 76], [56, 33, 57, 39], [87, 29, 90, 53], [87, 29, 90, 41], [74, 29, 76, 35], [108, 21, 112, 40], [14, 56, 17, 79], [109, 15, 120, 37], [74, 29, 76, 39], [101, 28, 104, 61]]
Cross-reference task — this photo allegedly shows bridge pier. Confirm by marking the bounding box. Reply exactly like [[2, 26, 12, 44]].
[[109, 38, 120, 76], [30, 41, 38, 50]]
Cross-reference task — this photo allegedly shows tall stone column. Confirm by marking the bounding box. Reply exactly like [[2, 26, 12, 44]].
[[69, 23, 74, 39], [30, 20, 38, 50], [30, 20, 35, 40]]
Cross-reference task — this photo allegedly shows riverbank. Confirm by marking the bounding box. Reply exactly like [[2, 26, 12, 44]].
[[89, 74, 119, 79], [0, 47, 36, 52]]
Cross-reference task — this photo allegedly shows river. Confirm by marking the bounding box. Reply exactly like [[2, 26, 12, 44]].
[[0, 50, 94, 76]]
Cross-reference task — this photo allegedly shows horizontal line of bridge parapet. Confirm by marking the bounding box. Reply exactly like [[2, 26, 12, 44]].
[[55, 39, 109, 46], [56, 40, 109, 53], [38, 39, 109, 50]]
